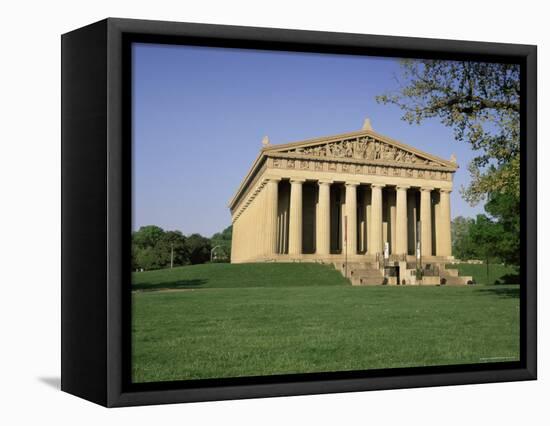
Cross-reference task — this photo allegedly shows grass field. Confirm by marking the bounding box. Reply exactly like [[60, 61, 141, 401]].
[[132, 263, 520, 383], [446, 263, 519, 286], [132, 262, 349, 290]]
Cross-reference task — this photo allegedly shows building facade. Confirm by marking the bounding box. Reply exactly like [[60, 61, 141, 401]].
[[229, 122, 458, 269]]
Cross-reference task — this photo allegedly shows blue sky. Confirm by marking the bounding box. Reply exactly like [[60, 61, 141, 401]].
[[132, 43, 483, 236]]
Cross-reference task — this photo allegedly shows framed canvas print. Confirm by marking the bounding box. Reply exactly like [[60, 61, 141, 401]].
[[61, 18, 537, 407]]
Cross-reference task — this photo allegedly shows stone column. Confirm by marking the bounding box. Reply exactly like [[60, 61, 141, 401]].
[[288, 178, 305, 256], [420, 187, 433, 257], [316, 179, 331, 256], [369, 184, 385, 255], [439, 189, 452, 257], [395, 185, 409, 256], [345, 182, 359, 256], [358, 187, 366, 252], [388, 190, 396, 253], [434, 192, 441, 255], [364, 187, 371, 254], [264, 177, 280, 256]]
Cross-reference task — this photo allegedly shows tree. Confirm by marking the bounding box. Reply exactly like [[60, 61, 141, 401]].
[[376, 60, 520, 204], [132, 225, 165, 249], [155, 231, 189, 268], [469, 214, 502, 282], [483, 191, 520, 266], [185, 233, 211, 265], [132, 225, 166, 270], [134, 246, 161, 271], [210, 225, 232, 262], [451, 216, 476, 260]]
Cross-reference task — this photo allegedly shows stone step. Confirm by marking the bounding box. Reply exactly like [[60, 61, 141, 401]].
[[334, 261, 470, 286], [334, 262, 379, 274], [339, 261, 378, 268], [351, 276, 386, 286], [350, 269, 383, 277]]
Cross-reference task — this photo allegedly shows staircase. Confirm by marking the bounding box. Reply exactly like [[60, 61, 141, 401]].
[[333, 260, 473, 286], [334, 262, 385, 286]]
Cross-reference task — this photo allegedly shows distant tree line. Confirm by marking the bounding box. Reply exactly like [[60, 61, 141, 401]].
[[452, 191, 519, 268], [132, 225, 232, 271]]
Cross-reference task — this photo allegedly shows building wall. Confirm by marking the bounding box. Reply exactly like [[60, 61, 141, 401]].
[[231, 171, 269, 263]]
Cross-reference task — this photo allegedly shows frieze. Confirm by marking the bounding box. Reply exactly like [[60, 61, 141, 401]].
[[268, 150, 453, 173], [284, 136, 444, 167], [270, 155, 452, 182]]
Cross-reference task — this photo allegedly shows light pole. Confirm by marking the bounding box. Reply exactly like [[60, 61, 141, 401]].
[[170, 243, 174, 269]]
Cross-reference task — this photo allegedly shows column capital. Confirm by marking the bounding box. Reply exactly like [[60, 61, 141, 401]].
[[290, 178, 306, 184], [371, 183, 386, 189], [439, 188, 452, 194], [396, 185, 410, 191], [420, 186, 434, 192], [317, 179, 333, 185], [264, 176, 281, 183], [345, 180, 360, 187]]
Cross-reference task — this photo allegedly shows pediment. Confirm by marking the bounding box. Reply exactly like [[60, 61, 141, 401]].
[[263, 130, 457, 170]]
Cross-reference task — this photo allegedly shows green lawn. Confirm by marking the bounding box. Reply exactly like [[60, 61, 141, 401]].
[[446, 263, 519, 285], [132, 262, 349, 290], [132, 263, 520, 383]]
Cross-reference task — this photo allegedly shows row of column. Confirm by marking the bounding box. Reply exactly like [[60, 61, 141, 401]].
[[264, 178, 452, 258]]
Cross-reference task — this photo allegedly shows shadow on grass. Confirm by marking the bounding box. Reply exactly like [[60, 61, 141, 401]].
[[474, 287, 520, 299], [494, 273, 520, 285], [133, 279, 208, 292]]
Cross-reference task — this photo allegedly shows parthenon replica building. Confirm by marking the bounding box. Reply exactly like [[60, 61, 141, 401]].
[[229, 120, 471, 285]]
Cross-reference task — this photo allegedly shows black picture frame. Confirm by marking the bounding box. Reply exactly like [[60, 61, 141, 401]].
[[61, 17, 537, 407]]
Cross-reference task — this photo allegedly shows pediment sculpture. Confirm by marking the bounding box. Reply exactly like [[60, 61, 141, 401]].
[[281, 137, 441, 166]]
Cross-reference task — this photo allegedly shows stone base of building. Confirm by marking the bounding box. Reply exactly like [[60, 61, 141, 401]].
[[231, 254, 473, 286], [232, 253, 448, 263]]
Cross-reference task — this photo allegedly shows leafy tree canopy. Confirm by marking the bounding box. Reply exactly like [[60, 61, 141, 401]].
[[453, 192, 520, 267], [133, 225, 165, 249], [377, 60, 520, 204], [211, 225, 232, 261], [186, 233, 212, 265], [211, 225, 232, 241], [451, 216, 477, 260], [155, 231, 188, 268], [135, 246, 161, 271], [132, 225, 232, 270], [483, 191, 520, 266]]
